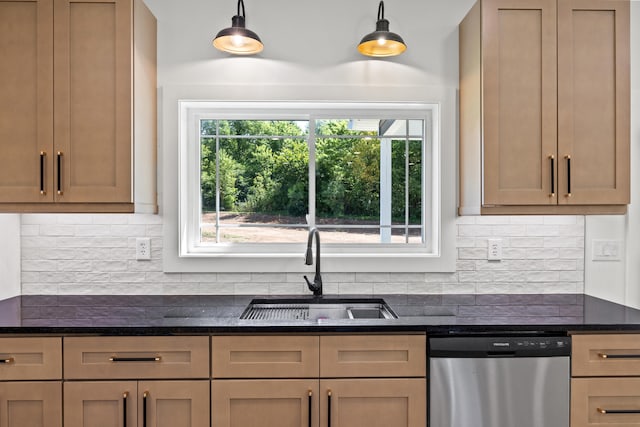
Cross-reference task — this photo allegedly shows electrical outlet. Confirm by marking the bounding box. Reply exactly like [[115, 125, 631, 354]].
[[136, 237, 151, 261], [487, 239, 502, 261]]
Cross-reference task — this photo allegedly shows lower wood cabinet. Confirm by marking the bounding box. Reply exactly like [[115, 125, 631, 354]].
[[64, 380, 209, 427], [0, 382, 62, 427], [212, 380, 319, 427], [320, 379, 426, 427]]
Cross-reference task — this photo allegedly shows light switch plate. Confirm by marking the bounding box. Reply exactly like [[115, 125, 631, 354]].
[[592, 239, 622, 261]]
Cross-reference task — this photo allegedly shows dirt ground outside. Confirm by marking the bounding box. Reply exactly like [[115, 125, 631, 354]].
[[201, 212, 421, 244]]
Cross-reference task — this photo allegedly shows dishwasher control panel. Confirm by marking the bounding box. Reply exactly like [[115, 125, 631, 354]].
[[429, 336, 571, 357]]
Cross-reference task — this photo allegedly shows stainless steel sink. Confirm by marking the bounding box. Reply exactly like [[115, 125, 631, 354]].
[[240, 298, 398, 321]]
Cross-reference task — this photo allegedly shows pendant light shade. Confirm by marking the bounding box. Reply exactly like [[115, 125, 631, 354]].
[[358, 1, 406, 57], [213, 0, 263, 55]]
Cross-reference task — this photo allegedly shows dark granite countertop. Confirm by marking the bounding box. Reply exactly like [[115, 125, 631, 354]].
[[1, 293, 640, 335]]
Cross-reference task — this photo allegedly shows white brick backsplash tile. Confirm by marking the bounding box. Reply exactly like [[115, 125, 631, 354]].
[[39, 225, 75, 236], [544, 259, 577, 271], [57, 214, 93, 225], [374, 282, 409, 294], [56, 260, 93, 272], [110, 225, 147, 237], [251, 273, 287, 283], [21, 283, 59, 294], [509, 216, 545, 224], [509, 237, 544, 248], [425, 273, 458, 283], [270, 282, 308, 294], [526, 248, 560, 259], [491, 225, 527, 236], [407, 283, 444, 294], [17, 214, 585, 296], [235, 283, 269, 294], [74, 225, 111, 237], [543, 216, 579, 225], [355, 273, 390, 283], [492, 271, 527, 282], [458, 271, 493, 283], [338, 283, 373, 295], [22, 260, 58, 272], [526, 271, 560, 282], [526, 225, 560, 236], [458, 224, 493, 237], [476, 216, 511, 225], [21, 214, 58, 225], [458, 247, 487, 260]]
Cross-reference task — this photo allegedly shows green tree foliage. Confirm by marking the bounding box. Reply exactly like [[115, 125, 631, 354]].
[[200, 119, 422, 223]]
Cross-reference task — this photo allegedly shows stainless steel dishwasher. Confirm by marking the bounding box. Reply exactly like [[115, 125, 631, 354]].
[[429, 335, 570, 427]]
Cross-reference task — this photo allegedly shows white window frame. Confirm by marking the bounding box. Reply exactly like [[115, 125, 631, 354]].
[[162, 85, 457, 273], [181, 102, 434, 256]]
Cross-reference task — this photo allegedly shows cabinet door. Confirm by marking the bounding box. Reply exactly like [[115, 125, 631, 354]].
[[320, 379, 426, 427], [53, 0, 132, 203], [0, 382, 61, 427], [557, 0, 629, 205], [64, 381, 136, 427], [0, 0, 54, 202], [212, 380, 319, 427], [139, 381, 209, 427], [482, 0, 558, 206]]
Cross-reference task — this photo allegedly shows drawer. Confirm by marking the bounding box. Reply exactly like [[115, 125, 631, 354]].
[[0, 337, 61, 380], [212, 336, 319, 378], [572, 334, 640, 376], [320, 334, 426, 378], [64, 336, 209, 379], [572, 378, 640, 427]]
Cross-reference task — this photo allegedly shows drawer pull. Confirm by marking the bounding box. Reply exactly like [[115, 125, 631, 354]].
[[123, 392, 129, 427], [598, 408, 640, 415], [327, 390, 332, 427], [0, 358, 14, 364], [143, 391, 149, 427], [308, 390, 312, 427], [109, 356, 161, 362], [598, 353, 640, 359]]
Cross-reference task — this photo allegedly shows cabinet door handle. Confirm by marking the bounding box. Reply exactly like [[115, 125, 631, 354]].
[[143, 391, 149, 427], [40, 151, 46, 195], [549, 155, 555, 197], [308, 390, 312, 427], [123, 392, 129, 427], [598, 408, 640, 414], [565, 155, 571, 197], [598, 353, 640, 359], [56, 151, 63, 195], [109, 357, 161, 362], [327, 390, 332, 427], [0, 357, 14, 364]]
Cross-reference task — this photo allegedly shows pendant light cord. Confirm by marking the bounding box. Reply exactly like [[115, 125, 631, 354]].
[[237, 0, 245, 18], [378, 1, 384, 21]]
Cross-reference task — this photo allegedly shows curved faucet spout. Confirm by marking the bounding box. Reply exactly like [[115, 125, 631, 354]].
[[303, 228, 323, 296]]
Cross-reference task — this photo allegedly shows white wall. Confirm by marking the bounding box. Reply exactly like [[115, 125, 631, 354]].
[[0, 215, 20, 299], [585, 1, 640, 307]]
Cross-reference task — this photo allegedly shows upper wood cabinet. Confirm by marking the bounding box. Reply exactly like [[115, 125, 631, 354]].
[[458, 0, 630, 215], [0, 0, 156, 213]]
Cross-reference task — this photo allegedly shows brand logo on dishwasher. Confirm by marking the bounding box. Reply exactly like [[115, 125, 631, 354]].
[[492, 342, 510, 347]]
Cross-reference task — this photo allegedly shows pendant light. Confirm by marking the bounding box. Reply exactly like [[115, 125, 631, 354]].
[[213, 0, 263, 55], [358, 1, 407, 57]]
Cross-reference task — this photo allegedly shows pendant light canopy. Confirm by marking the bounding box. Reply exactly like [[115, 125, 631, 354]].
[[213, 0, 263, 55], [358, 1, 407, 57]]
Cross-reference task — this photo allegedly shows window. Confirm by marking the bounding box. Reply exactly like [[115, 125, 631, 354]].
[[168, 96, 456, 273]]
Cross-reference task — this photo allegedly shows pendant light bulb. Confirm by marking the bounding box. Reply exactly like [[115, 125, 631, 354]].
[[358, 1, 406, 57], [213, 0, 263, 55]]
